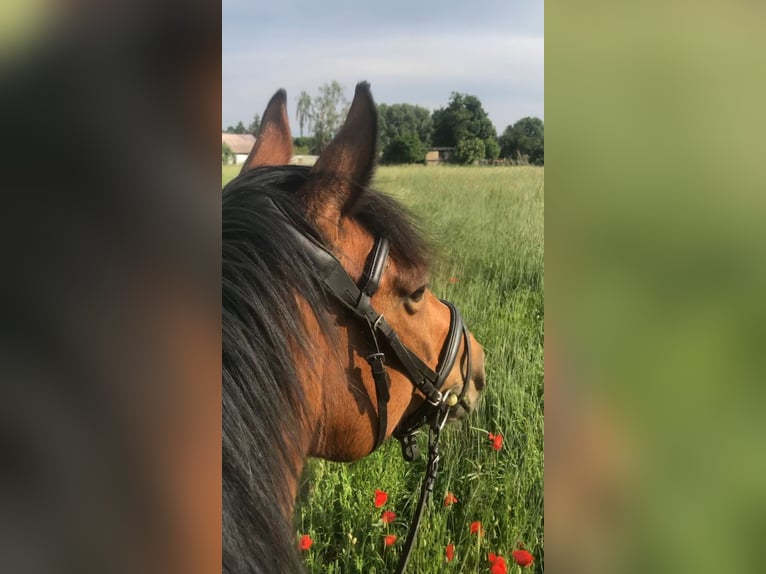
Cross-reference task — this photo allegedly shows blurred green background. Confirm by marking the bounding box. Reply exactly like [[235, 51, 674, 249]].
[[546, 0, 766, 572]]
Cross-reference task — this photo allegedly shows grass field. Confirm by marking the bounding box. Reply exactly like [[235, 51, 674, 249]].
[[223, 164, 544, 572]]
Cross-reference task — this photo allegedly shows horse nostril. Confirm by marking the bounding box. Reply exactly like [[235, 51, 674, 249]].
[[473, 370, 486, 392]]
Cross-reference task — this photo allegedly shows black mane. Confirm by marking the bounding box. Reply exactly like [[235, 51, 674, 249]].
[[222, 165, 429, 573]]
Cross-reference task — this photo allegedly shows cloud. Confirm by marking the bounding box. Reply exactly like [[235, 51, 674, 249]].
[[222, 2, 544, 133]]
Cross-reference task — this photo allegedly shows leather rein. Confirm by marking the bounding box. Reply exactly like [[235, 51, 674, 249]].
[[263, 197, 472, 573]]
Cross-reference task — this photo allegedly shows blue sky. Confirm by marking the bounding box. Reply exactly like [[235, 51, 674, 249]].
[[222, 0, 543, 135]]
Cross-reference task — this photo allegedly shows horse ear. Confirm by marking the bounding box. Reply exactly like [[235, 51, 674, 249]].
[[240, 89, 293, 173], [303, 82, 377, 222]]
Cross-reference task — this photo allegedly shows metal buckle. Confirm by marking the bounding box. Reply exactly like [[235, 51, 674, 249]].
[[427, 389, 443, 406], [366, 351, 385, 363]]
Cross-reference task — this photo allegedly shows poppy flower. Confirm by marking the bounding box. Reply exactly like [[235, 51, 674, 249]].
[[469, 521, 483, 535], [488, 432, 503, 451], [445, 543, 455, 562], [298, 535, 312, 551], [448, 277, 458, 284], [444, 492, 459, 507], [511, 549, 535, 567], [384, 534, 397, 548], [381, 510, 396, 525], [374, 489, 388, 508], [490, 555, 508, 574]]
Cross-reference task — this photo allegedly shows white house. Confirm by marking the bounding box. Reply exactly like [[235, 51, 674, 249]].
[[222, 133, 256, 164]]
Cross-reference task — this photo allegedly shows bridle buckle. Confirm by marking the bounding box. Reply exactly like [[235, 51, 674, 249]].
[[427, 390, 443, 407], [366, 351, 386, 367]]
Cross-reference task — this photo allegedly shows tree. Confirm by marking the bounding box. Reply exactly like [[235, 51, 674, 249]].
[[484, 137, 500, 161], [381, 133, 427, 165], [377, 103, 432, 163], [293, 136, 314, 155], [454, 138, 486, 165], [225, 121, 247, 135], [296, 91, 312, 138], [310, 81, 348, 154], [499, 117, 544, 165], [432, 92, 498, 161], [247, 113, 261, 136], [222, 143, 234, 165]]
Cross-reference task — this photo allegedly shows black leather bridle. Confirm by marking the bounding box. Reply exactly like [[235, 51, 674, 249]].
[[262, 197, 473, 573]]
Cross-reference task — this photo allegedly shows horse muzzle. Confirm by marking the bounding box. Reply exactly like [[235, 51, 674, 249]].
[[447, 342, 486, 421]]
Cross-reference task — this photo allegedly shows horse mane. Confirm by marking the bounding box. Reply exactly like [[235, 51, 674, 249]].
[[222, 165, 429, 573]]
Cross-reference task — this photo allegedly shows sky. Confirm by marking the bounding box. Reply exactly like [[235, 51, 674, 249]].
[[222, 0, 543, 136]]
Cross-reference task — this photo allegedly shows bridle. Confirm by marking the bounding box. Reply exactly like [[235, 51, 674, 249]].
[[262, 196, 473, 573]]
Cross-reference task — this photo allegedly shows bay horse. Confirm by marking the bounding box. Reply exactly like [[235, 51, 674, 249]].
[[222, 83, 486, 573]]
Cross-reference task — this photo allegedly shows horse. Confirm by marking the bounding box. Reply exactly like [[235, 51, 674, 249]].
[[222, 82, 486, 573]]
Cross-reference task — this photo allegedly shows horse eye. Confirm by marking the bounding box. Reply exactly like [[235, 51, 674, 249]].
[[410, 286, 427, 302]]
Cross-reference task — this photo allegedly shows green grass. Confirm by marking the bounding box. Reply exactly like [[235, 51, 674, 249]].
[[222, 164, 240, 186], [223, 164, 544, 572]]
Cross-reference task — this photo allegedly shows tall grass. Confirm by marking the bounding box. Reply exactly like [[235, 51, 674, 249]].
[[223, 165, 544, 572]]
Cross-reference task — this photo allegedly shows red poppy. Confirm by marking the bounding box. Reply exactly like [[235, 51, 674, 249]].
[[374, 489, 388, 508], [488, 432, 503, 451], [444, 492, 459, 507], [469, 521, 483, 535], [448, 277, 458, 284], [445, 543, 455, 562], [488, 552, 497, 563], [298, 535, 312, 551], [511, 549, 534, 567], [381, 510, 396, 524], [384, 534, 397, 548], [490, 555, 508, 574]]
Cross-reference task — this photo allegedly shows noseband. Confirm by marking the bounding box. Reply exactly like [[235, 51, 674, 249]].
[[263, 197, 473, 573]]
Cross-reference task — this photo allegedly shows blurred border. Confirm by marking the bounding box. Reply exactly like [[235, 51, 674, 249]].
[[547, 1, 766, 573], [1, 1, 220, 572]]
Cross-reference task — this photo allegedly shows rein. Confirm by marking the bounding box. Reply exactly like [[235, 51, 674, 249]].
[[262, 197, 472, 573]]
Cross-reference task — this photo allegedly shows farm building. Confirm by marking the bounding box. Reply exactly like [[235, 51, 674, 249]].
[[425, 147, 454, 165], [222, 133, 255, 164]]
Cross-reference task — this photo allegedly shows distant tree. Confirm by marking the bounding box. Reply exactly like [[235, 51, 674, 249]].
[[499, 117, 544, 165], [377, 103, 432, 163], [247, 113, 261, 136], [222, 143, 234, 165], [293, 136, 314, 155], [454, 138, 486, 165], [381, 133, 427, 165], [432, 92, 498, 161], [484, 137, 500, 161], [225, 121, 247, 135], [310, 81, 348, 154], [296, 91, 312, 138]]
